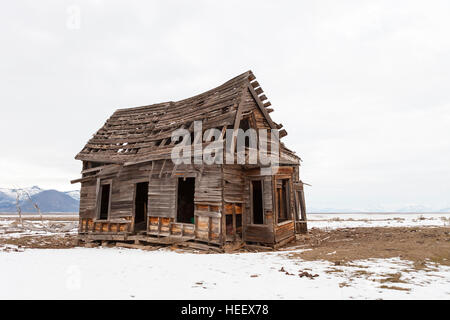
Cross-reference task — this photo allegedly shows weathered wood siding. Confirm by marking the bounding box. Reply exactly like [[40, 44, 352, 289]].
[[194, 165, 222, 205], [79, 180, 97, 219], [194, 165, 222, 243], [274, 221, 295, 242], [148, 177, 177, 218], [223, 165, 244, 204], [222, 165, 244, 241], [240, 88, 271, 129], [244, 225, 274, 244], [143, 162, 223, 243], [109, 165, 146, 219], [273, 168, 296, 242], [242, 174, 275, 244]]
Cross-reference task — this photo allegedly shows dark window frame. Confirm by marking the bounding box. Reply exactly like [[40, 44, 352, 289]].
[[97, 181, 112, 221], [133, 180, 149, 232], [250, 179, 265, 225], [176, 176, 196, 224], [276, 178, 291, 224]]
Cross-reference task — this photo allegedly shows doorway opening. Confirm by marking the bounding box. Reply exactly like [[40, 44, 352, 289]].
[[236, 213, 242, 236], [177, 177, 195, 224], [98, 184, 110, 220], [226, 214, 233, 236], [252, 180, 264, 224], [277, 179, 290, 223], [134, 182, 148, 232], [225, 205, 243, 240]]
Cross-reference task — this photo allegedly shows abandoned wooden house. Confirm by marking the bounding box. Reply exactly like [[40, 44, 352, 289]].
[[72, 71, 307, 249]]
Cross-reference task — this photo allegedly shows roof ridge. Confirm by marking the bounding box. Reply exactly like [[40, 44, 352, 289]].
[[75, 70, 280, 164], [114, 71, 252, 113]]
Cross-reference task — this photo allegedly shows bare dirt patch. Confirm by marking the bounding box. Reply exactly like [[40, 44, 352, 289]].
[[287, 226, 450, 268], [0, 215, 78, 250], [379, 285, 411, 292], [0, 234, 78, 250]]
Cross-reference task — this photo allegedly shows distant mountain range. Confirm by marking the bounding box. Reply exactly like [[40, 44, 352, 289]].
[[0, 186, 80, 213], [1, 186, 448, 214]]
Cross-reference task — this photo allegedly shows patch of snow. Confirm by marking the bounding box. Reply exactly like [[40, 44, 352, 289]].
[[0, 248, 448, 299], [64, 190, 80, 201], [308, 213, 450, 229], [0, 186, 43, 201], [0, 217, 78, 238], [308, 204, 447, 213]]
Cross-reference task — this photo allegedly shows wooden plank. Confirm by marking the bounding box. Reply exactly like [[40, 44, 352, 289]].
[[273, 235, 296, 249], [232, 204, 237, 241], [159, 159, 166, 178], [250, 81, 260, 88], [247, 84, 277, 129], [171, 164, 178, 177], [254, 87, 264, 95], [71, 176, 96, 184], [149, 161, 154, 179], [115, 243, 161, 251], [157, 217, 161, 237], [94, 178, 101, 219], [178, 241, 223, 253], [207, 217, 212, 242], [229, 99, 244, 158]]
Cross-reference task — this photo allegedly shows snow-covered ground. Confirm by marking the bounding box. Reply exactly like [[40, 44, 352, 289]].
[[308, 213, 450, 229], [1, 213, 449, 299], [1, 247, 448, 299]]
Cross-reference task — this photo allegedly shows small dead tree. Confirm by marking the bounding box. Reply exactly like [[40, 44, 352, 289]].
[[11, 187, 73, 234], [15, 191, 24, 227], [23, 190, 44, 226]]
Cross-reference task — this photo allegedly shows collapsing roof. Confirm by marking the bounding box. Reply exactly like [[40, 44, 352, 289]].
[[76, 70, 299, 165], [74, 70, 307, 249]]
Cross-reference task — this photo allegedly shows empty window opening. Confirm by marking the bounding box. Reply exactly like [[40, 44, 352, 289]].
[[236, 213, 242, 236], [237, 118, 258, 157], [252, 180, 264, 224], [99, 184, 110, 220], [240, 118, 252, 149], [226, 214, 233, 236], [277, 179, 290, 223], [226, 212, 243, 238], [177, 177, 195, 224], [239, 118, 250, 131], [134, 182, 149, 232]]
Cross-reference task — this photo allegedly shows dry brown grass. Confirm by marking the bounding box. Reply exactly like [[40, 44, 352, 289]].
[[379, 272, 406, 284], [0, 215, 78, 221], [0, 234, 77, 249], [287, 226, 450, 268], [379, 285, 411, 291]]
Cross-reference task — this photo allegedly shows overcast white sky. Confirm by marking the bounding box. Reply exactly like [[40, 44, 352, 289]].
[[1, 1, 449, 210]]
